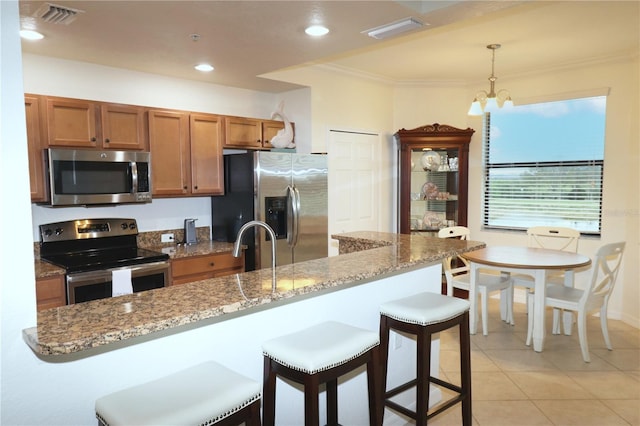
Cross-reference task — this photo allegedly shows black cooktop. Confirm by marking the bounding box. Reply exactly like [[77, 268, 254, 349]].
[[41, 247, 169, 273], [39, 218, 169, 273]]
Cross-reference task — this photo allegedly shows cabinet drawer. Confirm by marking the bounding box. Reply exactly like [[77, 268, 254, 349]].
[[171, 252, 244, 285], [36, 275, 66, 311]]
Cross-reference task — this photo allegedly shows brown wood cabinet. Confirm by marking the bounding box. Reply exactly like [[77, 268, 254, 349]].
[[224, 116, 291, 149], [36, 275, 66, 311], [190, 113, 224, 195], [25, 96, 48, 202], [43, 96, 147, 150], [170, 252, 244, 285], [396, 123, 474, 235], [148, 110, 224, 197]]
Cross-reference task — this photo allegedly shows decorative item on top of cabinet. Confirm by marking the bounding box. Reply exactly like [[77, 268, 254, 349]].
[[148, 110, 224, 197], [223, 116, 295, 149], [268, 101, 295, 149], [395, 123, 474, 235], [42, 95, 147, 150], [25, 95, 48, 202], [36, 275, 66, 311], [170, 252, 245, 285]]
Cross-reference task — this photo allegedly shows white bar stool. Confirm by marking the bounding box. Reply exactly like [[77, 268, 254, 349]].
[[95, 361, 261, 426], [261, 321, 380, 426], [379, 292, 472, 425]]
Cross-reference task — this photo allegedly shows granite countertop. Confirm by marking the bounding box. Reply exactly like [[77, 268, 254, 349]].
[[24, 232, 485, 357]]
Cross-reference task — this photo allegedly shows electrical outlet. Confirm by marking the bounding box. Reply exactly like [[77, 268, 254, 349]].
[[161, 233, 174, 243]]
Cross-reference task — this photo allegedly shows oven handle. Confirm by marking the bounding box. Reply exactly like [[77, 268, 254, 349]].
[[66, 261, 170, 285]]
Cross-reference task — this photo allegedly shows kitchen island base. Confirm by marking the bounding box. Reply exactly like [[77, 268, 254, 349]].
[[20, 264, 443, 425]]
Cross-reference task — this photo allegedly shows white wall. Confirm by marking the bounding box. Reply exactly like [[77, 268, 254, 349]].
[[1, 0, 39, 421], [264, 65, 397, 232]]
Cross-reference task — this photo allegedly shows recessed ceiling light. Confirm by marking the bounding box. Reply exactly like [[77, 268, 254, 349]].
[[20, 29, 44, 40], [305, 25, 329, 37], [195, 64, 214, 72]]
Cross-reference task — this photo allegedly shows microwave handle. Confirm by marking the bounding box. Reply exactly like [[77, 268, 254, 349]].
[[131, 161, 138, 194]]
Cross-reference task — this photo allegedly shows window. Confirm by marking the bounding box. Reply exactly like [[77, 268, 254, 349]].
[[482, 96, 606, 235]]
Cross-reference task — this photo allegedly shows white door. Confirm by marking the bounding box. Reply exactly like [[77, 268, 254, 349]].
[[328, 130, 381, 256]]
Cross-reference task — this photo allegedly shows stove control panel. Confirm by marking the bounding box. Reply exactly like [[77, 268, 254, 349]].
[[40, 218, 139, 243]]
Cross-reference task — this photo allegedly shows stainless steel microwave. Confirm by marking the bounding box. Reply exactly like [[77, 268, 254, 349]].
[[45, 148, 152, 206]]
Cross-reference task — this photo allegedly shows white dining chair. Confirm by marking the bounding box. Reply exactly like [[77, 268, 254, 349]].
[[525, 241, 625, 362], [510, 227, 582, 326], [438, 226, 514, 335], [513, 226, 581, 290]]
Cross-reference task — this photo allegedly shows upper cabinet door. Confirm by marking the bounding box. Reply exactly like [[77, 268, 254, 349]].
[[148, 109, 190, 196], [100, 104, 147, 150], [45, 97, 99, 148], [24, 95, 48, 202], [261, 119, 286, 149], [190, 113, 224, 195], [223, 116, 262, 149]]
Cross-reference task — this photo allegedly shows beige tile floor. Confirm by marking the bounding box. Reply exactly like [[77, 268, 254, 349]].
[[422, 296, 639, 425]]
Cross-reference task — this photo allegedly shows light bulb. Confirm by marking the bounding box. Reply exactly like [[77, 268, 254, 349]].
[[484, 97, 498, 112], [468, 100, 483, 116]]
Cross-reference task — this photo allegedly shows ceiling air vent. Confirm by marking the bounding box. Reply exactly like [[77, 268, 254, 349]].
[[33, 3, 84, 25]]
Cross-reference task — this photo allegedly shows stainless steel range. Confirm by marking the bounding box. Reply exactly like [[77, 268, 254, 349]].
[[39, 218, 169, 305]]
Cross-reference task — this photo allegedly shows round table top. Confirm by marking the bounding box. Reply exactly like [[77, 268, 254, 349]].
[[462, 246, 591, 270]]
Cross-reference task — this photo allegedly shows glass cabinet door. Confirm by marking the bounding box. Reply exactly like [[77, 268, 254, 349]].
[[395, 123, 474, 235], [409, 148, 460, 234]]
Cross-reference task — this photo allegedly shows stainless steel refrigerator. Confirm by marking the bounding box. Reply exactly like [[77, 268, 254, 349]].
[[212, 151, 328, 271]]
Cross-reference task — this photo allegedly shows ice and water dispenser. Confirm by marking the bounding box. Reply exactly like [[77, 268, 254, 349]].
[[264, 197, 287, 240]]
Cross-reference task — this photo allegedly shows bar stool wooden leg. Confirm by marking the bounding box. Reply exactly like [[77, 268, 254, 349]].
[[416, 325, 431, 425], [460, 311, 472, 425], [326, 378, 338, 425], [262, 357, 277, 426], [304, 375, 320, 426]]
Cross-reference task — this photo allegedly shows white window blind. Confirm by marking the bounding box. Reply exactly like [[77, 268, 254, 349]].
[[482, 96, 606, 235]]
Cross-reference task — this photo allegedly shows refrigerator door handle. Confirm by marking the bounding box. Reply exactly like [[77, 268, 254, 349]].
[[286, 185, 294, 246], [291, 185, 301, 247], [286, 185, 300, 247]]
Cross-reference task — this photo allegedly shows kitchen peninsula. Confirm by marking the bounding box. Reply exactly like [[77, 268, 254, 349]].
[[23, 232, 484, 425]]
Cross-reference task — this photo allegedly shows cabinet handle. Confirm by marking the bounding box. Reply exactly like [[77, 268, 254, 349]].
[[104, 138, 110, 143], [91, 137, 97, 142], [209, 262, 215, 267], [194, 186, 198, 190]]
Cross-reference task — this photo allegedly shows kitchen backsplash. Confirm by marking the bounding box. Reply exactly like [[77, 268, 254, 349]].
[[137, 226, 211, 248]]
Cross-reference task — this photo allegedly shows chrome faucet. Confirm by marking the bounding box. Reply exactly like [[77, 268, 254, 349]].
[[232, 220, 277, 271]]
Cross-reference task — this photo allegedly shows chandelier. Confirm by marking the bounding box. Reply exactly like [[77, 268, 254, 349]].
[[468, 44, 513, 116]]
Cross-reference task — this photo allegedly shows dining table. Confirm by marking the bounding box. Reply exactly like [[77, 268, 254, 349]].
[[461, 246, 591, 352]]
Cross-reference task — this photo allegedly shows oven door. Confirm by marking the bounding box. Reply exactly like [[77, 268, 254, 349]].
[[66, 261, 169, 305]]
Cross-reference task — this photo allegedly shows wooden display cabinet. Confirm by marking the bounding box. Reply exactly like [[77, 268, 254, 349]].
[[396, 123, 474, 235]]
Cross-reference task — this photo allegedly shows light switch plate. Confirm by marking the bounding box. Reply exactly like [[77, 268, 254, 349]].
[[161, 233, 174, 243]]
